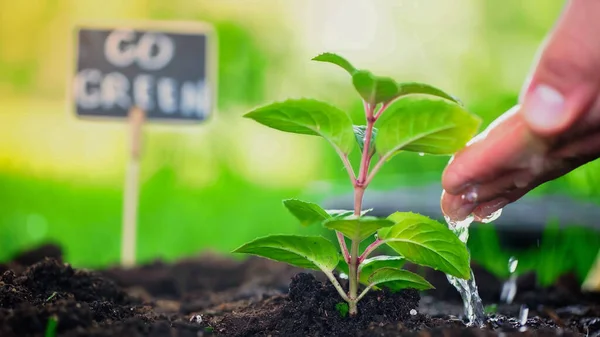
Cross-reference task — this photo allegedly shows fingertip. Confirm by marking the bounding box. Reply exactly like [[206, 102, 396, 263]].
[[441, 157, 472, 195], [440, 190, 477, 222]]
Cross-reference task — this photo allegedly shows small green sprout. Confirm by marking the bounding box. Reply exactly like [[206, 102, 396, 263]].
[[45, 315, 58, 337], [485, 304, 498, 314], [335, 302, 349, 318], [233, 53, 482, 316], [45, 291, 57, 302]]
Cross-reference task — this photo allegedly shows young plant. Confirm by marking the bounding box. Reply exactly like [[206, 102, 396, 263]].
[[233, 53, 482, 316]]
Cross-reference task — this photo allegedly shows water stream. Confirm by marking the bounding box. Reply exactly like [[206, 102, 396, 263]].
[[500, 256, 518, 304], [444, 207, 503, 326]]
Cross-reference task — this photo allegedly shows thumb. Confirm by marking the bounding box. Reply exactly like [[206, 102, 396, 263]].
[[519, 0, 600, 137]]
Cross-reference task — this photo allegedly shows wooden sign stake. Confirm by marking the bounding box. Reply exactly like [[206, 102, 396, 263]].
[[72, 23, 216, 268], [121, 106, 145, 268]]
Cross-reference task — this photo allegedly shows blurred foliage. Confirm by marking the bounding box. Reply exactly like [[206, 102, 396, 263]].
[[0, 0, 599, 276], [468, 222, 600, 286]]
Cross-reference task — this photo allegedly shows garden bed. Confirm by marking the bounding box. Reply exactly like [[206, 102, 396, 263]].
[[1, 244, 599, 336]]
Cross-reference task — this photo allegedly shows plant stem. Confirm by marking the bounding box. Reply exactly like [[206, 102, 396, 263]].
[[363, 155, 388, 187], [337, 232, 350, 263], [357, 104, 375, 186], [323, 270, 351, 303], [356, 285, 373, 303], [334, 149, 357, 185], [358, 239, 384, 263], [348, 239, 360, 315], [346, 101, 381, 316], [373, 100, 392, 120], [361, 100, 395, 187]]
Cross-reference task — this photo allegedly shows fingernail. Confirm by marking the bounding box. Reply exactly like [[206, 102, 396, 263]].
[[475, 198, 510, 220], [523, 84, 566, 132], [455, 204, 476, 221], [445, 198, 476, 222], [441, 191, 476, 222]]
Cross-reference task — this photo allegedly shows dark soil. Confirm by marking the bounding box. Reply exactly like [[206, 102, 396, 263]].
[[0, 244, 599, 337]]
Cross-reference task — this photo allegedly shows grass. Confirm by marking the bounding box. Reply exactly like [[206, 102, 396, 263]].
[[0, 168, 324, 267]]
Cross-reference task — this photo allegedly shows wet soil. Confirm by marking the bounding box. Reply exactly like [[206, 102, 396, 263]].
[[0, 244, 599, 336]]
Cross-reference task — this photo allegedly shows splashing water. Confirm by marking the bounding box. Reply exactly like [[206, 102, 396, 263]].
[[500, 256, 518, 304], [518, 305, 529, 325], [444, 214, 486, 327], [518, 305, 529, 332]]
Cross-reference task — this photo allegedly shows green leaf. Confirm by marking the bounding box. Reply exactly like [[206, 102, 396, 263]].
[[283, 199, 330, 227], [311, 53, 460, 106], [367, 267, 434, 291], [336, 255, 406, 285], [327, 209, 372, 218], [232, 235, 339, 272], [335, 302, 349, 318], [312, 52, 356, 75], [282, 199, 373, 227], [324, 216, 395, 242], [244, 99, 355, 154], [375, 96, 481, 159], [378, 212, 471, 279], [352, 70, 399, 105], [359, 256, 405, 284], [397, 82, 462, 105], [353, 125, 378, 155]]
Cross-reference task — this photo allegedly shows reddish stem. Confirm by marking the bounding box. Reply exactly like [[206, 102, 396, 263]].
[[337, 232, 350, 263], [374, 100, 392, 120], [358, 239, 384, 263], [357, 103, 376, 186]]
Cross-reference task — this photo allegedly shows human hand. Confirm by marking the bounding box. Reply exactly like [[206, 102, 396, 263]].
[[441, 0, 600, 222]]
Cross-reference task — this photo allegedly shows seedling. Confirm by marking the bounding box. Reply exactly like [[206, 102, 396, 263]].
[[233, 53, 482, 316], [44, 315, 58, 337]]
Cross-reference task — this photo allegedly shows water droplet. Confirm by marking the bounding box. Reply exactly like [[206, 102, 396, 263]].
[[410, 309, 417, 316], [518, 305, 529, 326], [339, 273, 349, 280], [461, 188, 479, 203], [418, 152, 425, 157], [500, 256, 519, 304], [479, 208, 503, 223], [500, 277, 517, 304], [508, 257, 519, 273], [189, 314, 203, 323]]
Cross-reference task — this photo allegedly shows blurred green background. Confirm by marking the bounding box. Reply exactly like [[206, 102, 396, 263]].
[[1, 0, 599, 284]]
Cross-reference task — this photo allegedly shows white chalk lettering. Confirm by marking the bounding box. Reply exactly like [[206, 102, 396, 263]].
[[101, 72, 131, 110], [133, 74, 154, 111], [104, 29, 137, 68], [136, 33, 174, 71], [157, 77, 177, 114], [75, 69, 102, 109], [180, 80, 208, 117], [75, 67, 208, 117], [104, 30, 174, 71]]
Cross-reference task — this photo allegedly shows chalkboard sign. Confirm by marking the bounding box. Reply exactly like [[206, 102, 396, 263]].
[[71, 22, 215, 122]]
